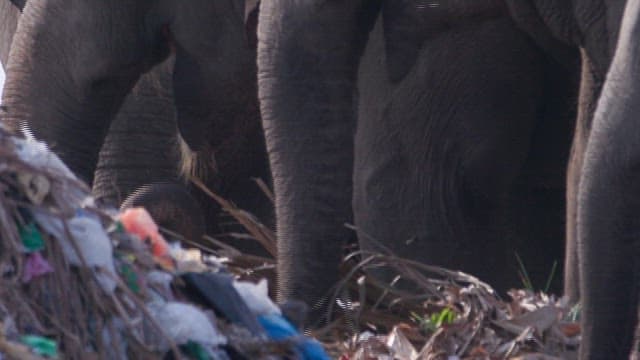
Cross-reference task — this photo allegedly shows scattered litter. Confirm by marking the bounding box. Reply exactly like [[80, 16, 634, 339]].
[[320, 252, 581, 359], [386, 326, 418, 359], [19, 222, 44, 252], [259, 313, 330, 360], [181, 272, 265, 336], [120, 207, 170, 258], [20, 335, 57, 358], [21, 252, 54, 283], [0, 132, 324, 359], [146, 301, 227, 351], [234, 278, 281, 316], [17, 172, 50, 205]]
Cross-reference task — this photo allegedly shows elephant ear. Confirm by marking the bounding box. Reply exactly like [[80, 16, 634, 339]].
[[8, 0, 25, 11]]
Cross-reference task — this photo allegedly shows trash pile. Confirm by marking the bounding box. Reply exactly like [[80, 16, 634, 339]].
[[316, 252, 581, 359], [0, 131, 329, 359]]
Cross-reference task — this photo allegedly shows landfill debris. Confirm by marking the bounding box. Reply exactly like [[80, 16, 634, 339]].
[[386, 326, 418, 359], [145, 301, 227, 351], [119, 207, 174, 270], [258, 314, 330, 360], [234, 278, 281, 316], [0, 133, 328, 359], [20, 336, 57, 358], [21, 252, 54, 283], [180, 272, 266, 336], [19, 222, 45, 252], [319, 252, 581, 360]]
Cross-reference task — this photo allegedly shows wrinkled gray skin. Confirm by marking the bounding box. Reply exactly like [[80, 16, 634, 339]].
[[0, 0, 271, 247], [0, 0, 194, 235], [577, 0, 640, 357], [257, 0, 581, 313], [94, 58, 181, 207], [0, 1, 19, 66], [327, 0, 631, 356]]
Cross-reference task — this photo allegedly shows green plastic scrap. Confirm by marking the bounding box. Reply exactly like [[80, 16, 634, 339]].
[[109, 220, 125, 234], [566, 302, 581, 322], [20, 222, 45, 252], [181, 341, 212, 360], [21, 335, 58, 358], [119, 263, 140, 294]]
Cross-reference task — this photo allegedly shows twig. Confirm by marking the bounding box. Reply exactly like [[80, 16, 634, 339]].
[[191, 177, 277, 258]]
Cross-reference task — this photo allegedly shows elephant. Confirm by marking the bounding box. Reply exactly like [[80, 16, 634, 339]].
[[507, 6, 636, 358], [257, 1, 581, 312], [575, 0, 640, 357], [0, 0, 19, 66], [1, 0, 210, 241], [255, 0, 632, 355], [0, 0, 273, 252], [507, 0, 628, 306]]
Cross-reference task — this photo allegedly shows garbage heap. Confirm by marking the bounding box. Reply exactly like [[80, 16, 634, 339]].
[[0, 131, 328, 359]]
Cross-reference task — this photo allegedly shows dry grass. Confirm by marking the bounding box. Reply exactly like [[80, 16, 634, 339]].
[[318, 251, 579, 359]]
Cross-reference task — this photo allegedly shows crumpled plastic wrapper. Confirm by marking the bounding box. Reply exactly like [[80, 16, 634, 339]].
[[234, 279, 281, 316], [145, 301, 227, 351], [31, 210, 117, 293]]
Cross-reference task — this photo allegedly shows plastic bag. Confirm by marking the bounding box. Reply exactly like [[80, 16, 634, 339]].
[[146, 301, 227, 351], [32, 210, 117, 293], [233, 279, 281, 316]]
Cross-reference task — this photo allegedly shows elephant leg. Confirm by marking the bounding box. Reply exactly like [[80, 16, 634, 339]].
[[354, 17, 544, 292], [578, 1, 640, 357], [257, 0, 379, 310], [564, 53, 604, 303], [564, 119, 585, 303], [0, 0, 19, 68]]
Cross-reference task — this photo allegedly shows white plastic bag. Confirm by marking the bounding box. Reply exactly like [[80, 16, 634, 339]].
[[147, 301, 227, 350], [233, 279, 281, 316], [32, 211, 117, 293]]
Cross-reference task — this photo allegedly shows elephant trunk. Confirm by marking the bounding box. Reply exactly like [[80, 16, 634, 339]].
[[257, 1, 375, 315], [577, 38, 640, 360], [93, 59, 181, 205], [0, 0, 19, 67]]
